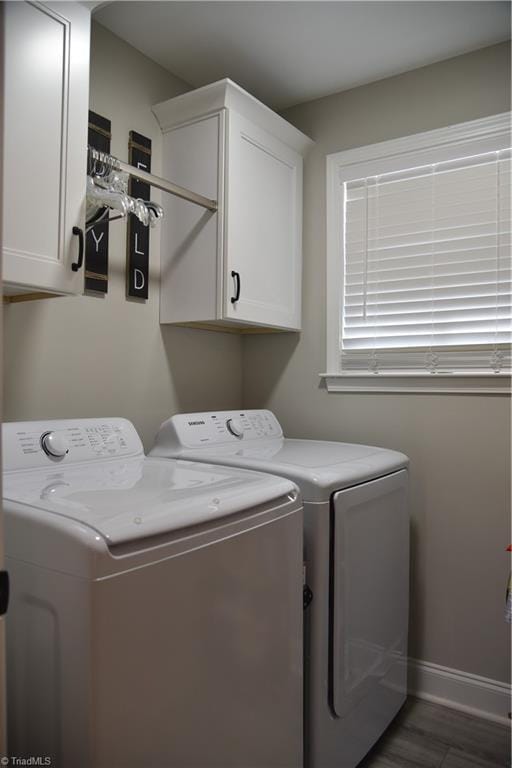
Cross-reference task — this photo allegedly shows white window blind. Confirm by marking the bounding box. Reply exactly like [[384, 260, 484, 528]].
[[342, 149, 511, 374]]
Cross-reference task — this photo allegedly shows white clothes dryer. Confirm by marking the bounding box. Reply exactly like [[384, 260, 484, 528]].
[[3, 417, 303, 768], [150, 409, 410, 768]]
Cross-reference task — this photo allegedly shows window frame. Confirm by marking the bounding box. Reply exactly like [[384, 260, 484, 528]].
[[324, 112, 512, 394]]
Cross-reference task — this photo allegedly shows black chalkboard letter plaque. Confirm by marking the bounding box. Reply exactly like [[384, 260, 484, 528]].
[[126, 131, 151, 300], [86, 111, 111, 293]]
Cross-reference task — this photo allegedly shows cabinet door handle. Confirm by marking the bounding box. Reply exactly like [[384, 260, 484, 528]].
[[231, 270, 241, 304], [0, 571, 9, 616], [71, 226, 84, 272]]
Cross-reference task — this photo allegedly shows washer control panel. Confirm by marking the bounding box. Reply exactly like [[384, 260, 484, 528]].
[[163, 410, 283, 449], [3, 418, 144, 472]]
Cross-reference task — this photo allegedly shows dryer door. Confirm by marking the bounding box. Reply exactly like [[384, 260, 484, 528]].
[[331, 470, 409, 718]]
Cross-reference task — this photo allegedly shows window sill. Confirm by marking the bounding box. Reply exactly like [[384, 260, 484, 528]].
[[320, 373, 511, 394]]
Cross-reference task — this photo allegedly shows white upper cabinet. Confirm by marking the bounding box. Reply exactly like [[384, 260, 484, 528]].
[[153, 79, 312, 332], [3, 1, 90, 297]]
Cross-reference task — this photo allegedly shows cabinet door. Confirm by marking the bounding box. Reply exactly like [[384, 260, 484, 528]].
[[3, 2, 90, 295], [224, 111, 302, 330], [160, 114, 224, 324]]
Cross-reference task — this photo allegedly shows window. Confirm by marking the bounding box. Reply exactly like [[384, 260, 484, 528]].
[[325, 113, 511, 393]]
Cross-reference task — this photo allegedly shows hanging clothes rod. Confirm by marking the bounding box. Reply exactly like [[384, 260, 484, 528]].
[[88, 146, 217, 212]]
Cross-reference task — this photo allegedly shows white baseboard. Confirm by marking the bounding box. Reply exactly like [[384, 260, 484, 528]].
[[408, 658, 511, 726]]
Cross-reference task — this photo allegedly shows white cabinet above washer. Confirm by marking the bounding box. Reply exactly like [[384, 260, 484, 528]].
[[2, 1, 90, 298], [153, 79, 313, 333]]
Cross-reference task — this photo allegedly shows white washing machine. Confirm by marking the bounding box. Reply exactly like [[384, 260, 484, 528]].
[[3, 417, 303, 768], [150, 410, 410, 768]]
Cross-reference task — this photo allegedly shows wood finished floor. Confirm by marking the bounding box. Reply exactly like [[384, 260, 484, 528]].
[[359, 698, 511, 768]]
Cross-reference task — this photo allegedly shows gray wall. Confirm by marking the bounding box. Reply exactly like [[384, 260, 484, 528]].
[[3, 22, 243, 448], [243, 42, 512, 683]]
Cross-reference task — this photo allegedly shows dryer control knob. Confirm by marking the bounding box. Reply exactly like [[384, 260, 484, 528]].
[[226, 418, 244, 438], [41, 431, 69, 458]]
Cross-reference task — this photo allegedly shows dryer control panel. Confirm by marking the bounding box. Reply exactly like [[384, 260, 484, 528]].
[[3, 418, 144, 472], [162, 410, 283, 449]]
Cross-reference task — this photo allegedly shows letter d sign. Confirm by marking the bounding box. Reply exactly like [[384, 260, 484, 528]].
[[134, 269, 145, 290]]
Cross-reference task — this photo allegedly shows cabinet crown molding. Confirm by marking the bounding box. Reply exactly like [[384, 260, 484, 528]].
[[153, 78, 313, 155]]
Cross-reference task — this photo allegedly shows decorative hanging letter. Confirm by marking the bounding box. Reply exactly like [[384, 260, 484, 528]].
[[126, 131, 151, 300], [86, 111, 111, 293]]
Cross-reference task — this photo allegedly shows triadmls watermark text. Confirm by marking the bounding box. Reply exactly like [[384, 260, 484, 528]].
[[1, 758, 52, 766]]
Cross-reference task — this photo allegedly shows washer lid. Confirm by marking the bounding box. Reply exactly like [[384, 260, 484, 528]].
[[3, 457, 296, 546], [156, 439, 408, 502]]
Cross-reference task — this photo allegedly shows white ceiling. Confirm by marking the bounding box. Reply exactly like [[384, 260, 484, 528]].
[[94, 1, 510, 110]]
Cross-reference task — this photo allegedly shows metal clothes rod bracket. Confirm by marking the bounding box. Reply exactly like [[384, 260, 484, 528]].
[[88, 146, 218, 212]]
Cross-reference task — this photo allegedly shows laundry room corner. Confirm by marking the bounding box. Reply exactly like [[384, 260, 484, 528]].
[[3, 21, 244, 449], [2, 3, 511, 765]]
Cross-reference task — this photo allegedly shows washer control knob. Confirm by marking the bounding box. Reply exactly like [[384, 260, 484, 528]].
[[226, 418, 244, 439], [41, 431, 69, 458]]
